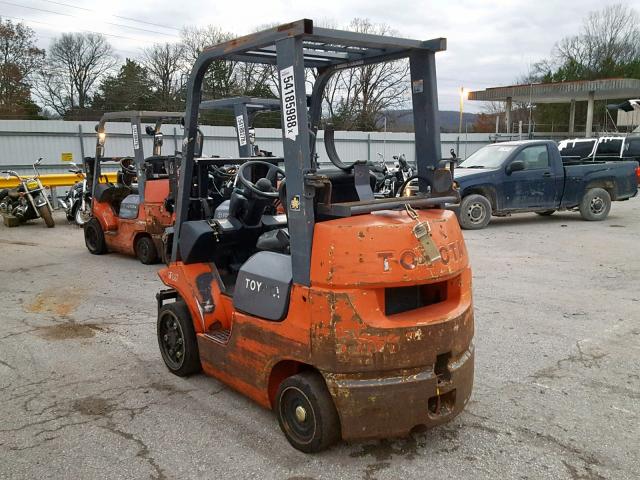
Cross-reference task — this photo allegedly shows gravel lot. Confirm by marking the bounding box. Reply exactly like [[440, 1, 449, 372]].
[[1, 199, 638, 480]]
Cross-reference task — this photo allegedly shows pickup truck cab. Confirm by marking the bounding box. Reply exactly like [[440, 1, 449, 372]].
[[454, 140, 638, 229]]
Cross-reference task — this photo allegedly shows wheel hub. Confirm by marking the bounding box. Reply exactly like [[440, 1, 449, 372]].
[[590, 196, 604, 214], [295, 405, 307, 422], [468, 203, 485, 223]]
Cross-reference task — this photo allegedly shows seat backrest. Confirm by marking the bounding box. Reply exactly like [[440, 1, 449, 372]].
[[119, 194, 140, 219]]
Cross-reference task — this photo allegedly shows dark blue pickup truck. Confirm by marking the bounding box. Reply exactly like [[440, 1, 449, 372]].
[[454, 140, 639, 229]]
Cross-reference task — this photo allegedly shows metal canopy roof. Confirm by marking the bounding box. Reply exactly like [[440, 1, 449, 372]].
[[199, 97, 281, 111], [469, 78, 640, 103], [201, 19, 446, 69]]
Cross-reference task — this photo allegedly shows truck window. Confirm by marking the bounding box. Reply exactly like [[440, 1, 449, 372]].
[[513, 145, 549, 170], [596, 139, 623, 155], [624, 138, 640, 156], [459, 145, 517, 168]]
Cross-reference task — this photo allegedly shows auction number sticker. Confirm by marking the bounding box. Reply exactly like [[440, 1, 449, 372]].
[[131, 124, 140, 150], [280, 66, 298, 140], [236, 115, 247, 146]]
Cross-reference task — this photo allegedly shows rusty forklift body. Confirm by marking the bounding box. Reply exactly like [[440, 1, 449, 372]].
[[157, 19, 474, 452]]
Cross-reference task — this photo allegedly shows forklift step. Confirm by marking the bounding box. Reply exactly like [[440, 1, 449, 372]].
[[204, 329, 231, 344]]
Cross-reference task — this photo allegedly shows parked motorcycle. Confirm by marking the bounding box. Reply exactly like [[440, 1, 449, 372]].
[[372, 153, 415, 198], [0, 158, 55, 227], [58, 162, 91, 226]]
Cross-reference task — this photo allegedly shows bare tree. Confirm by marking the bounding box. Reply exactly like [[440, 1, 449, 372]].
[[320, 18, 410, 131], [546, 3, 640, 79], [142, 42, 185, 110], [0, 18, 44, 118], [36, 33, 117, 116]]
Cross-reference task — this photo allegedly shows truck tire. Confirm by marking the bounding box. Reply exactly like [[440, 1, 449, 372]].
[[536, 210, 555, 216], [579, 188, 611, 221], [157, 300, 201, 377], [38, 205, 55, 228], [276, 371, 341, 453], [84, 218, 107, 254], [458, 194, 492, 230]]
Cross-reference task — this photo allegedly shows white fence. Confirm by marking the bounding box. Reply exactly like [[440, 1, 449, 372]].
[[0, 120, 492, 174]]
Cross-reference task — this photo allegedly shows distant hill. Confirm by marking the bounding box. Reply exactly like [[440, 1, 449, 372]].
[[380, 110, 478, 132]]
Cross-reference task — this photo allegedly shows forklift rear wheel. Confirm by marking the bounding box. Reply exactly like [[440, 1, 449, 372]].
[[84, 218, 106, 254], [276, 372, 341, 453], [458, 194, 492, 230], [157, 301, 201, 377], [136, 236, 158, 264]]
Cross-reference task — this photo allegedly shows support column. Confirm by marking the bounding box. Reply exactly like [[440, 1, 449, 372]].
[[585, 91, 595, 137], [568, 99, 576, 136], [505, 97, 512, 134]]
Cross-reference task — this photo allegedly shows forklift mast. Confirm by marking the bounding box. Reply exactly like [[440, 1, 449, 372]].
[[92, 111, 183, 200], [200, 97, 281, 157], [174, 19, 451, 285]]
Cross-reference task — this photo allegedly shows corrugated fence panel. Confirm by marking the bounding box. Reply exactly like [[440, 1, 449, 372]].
[[0, 120, 491, 174]]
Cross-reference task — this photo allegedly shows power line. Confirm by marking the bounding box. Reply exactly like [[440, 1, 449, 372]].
[[1, 12, 167, 50], [35, 0, 182, 32], [0, 0, 180, 39]]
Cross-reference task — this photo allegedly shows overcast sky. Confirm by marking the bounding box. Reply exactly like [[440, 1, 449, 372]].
[[2, 0, 638, 111]]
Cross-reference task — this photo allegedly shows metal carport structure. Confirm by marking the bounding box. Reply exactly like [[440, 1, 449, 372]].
[[469, 78, 640, 136]]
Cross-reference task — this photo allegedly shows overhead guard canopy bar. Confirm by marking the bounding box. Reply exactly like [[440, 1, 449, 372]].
[[199, 19, 445, 68]]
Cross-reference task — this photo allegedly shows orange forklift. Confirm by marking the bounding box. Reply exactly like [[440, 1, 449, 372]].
[[84, 111, 184, 264], [156, 20, 474, 452]]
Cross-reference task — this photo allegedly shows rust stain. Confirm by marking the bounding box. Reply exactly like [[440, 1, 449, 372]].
[[25, 288, 84, 317]]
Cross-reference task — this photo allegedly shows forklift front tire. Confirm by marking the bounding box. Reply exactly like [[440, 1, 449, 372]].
[[276, 372, 341, 453], [157, 300, 201, 377], [136, 236, 158, 264], [84, 218, 107, 254]]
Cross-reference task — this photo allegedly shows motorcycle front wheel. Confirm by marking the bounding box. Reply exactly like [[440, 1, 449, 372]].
[[74, 203, 90, 226], [38, 205, 55, 228]]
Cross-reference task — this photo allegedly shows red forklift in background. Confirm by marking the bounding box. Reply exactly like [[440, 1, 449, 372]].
[[83, 111, 184, 264], [156, 20, 474, 452]]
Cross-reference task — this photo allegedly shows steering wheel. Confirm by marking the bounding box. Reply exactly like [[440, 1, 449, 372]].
[[237, 160, 285, 199]]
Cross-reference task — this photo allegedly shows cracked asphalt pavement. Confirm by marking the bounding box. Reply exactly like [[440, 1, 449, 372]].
[[1, 199, 639, 480]]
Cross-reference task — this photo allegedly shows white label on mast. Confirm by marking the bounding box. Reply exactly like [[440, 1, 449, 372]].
[[280, 65, 298, 141], [236, 115, 247, 146]]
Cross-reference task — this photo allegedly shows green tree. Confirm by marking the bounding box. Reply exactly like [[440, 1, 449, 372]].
[[92, 59, 155, 112], [0, 18, 44, 119]]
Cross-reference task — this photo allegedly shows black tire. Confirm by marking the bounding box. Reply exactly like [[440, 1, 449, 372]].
[[579, 188, 611, 221], [276, 372, 341, 453], [157, 300, 201, 377], [135, 236, 158, 265], [535, 210, 556, 216], [458, 194, 492, 230], [84, 218, 107, 254], [38, 205, 55, 228]]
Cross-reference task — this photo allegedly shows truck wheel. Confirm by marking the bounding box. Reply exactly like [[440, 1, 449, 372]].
[[579, 188, 611, 221], [536, 210, 555, 216], [38, 205, 55, 228], [276, 372, 341, 453], [84, 218, 107, 254], [157, 300, 201, 377], [136, 236, 158, 265], [458, 194, 492, 230]]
